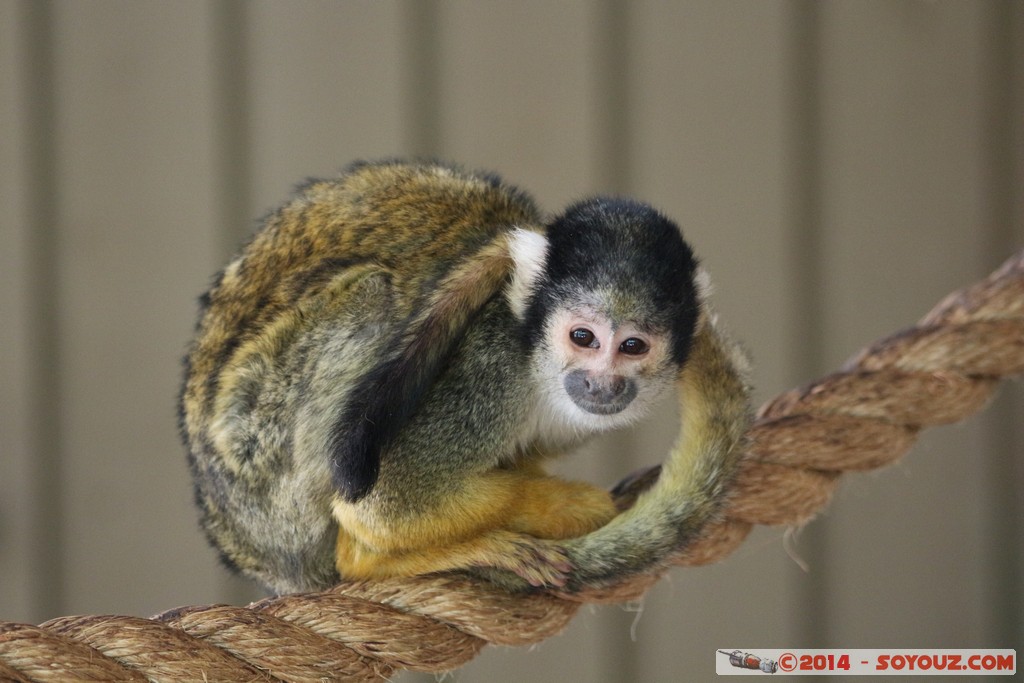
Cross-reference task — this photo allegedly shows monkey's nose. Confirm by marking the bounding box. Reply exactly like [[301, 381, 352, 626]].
[[564, 370, 636, 415], [582, 374, 626, 401]]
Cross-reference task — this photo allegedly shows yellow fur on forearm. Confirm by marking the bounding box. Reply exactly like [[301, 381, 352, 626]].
[[332, 468, 615, 579]]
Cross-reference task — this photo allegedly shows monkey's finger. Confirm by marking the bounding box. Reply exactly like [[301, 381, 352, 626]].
[[609, 464, 663, 511]]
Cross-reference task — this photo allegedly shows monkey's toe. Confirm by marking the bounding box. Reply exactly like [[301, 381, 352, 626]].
[[504, 539, 572, 587]]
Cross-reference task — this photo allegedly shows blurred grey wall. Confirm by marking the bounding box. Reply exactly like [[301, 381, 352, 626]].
[[1, 1, 1021, 681]]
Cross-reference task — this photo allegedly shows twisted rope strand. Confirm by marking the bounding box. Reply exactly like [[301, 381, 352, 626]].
[[2, 250, 1021, 681]]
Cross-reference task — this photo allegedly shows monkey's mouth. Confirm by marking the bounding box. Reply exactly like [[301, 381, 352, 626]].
[[569, 397, 631, 415]]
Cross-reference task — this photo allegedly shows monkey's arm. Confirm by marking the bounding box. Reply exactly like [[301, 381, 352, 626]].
[[332, 466, 616, 587]]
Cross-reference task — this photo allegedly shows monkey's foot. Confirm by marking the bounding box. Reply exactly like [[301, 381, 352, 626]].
[[610, 464, 662, 511], [473, 536, 573, 588]]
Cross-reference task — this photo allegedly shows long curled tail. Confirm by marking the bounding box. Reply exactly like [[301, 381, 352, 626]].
[[329, 235, 516, 502], [561, 310, 753, 589]]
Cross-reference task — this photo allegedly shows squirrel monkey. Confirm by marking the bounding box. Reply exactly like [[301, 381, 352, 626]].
[[180, 159, 749, 593]]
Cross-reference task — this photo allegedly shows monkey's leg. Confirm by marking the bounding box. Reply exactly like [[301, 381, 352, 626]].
[[335, 525, 574, 587], [500, 469, 618, 540], [332, 468, 616, 586]]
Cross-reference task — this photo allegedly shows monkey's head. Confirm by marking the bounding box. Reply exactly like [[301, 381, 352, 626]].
[[510, 197, 701, 432]]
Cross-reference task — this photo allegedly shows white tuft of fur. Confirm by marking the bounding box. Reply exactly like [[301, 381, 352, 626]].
[[694, 266, 713, 304], [506, 227, 549, 319]]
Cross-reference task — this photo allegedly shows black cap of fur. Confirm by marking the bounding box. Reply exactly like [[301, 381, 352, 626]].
[[523, 197, 700, 366]]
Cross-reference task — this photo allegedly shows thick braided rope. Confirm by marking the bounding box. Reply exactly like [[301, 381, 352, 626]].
[[2, 250, 1021, 682]]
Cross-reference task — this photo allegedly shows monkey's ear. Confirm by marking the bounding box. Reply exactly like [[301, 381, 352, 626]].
[[507, 228, 549, 319], [694, 265, 713, 305]]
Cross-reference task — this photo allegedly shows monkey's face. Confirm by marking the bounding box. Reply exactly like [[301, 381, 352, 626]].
[[535, 306, 678, 432]]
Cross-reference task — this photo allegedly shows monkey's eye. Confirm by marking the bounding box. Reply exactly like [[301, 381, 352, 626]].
[[570, 328, 598, 348], [619, 337, 649, 356]]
